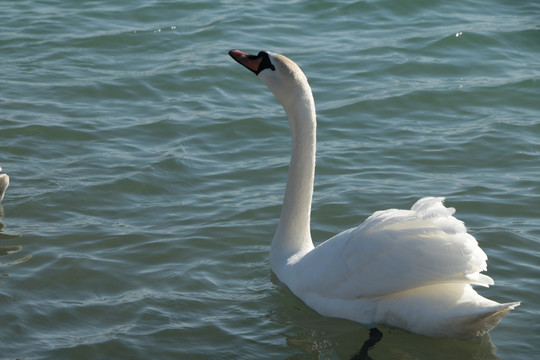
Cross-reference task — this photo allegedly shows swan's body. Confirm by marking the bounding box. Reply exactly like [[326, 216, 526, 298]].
[[229, 49, 519, 338]]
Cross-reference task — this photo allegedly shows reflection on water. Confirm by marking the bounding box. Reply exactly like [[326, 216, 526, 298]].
[[284, 323, 501, 360], [0, 206, 28, 278]]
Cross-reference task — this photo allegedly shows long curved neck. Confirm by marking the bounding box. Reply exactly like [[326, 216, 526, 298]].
[[271, 83, 316, 265]]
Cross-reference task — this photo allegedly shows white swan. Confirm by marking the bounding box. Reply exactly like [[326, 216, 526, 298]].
[[229, 49, 519, 338], [0, 166, 8, 203]]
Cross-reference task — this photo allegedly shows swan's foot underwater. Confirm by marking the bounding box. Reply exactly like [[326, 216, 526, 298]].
[[350, 328, 383, 360]]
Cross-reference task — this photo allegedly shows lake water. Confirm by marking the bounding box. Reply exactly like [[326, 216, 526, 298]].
[[1, 0, 539, 359]]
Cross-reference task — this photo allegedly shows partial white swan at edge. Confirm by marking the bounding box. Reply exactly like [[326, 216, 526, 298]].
[[0, 166, 9, 203], [229, 49, 519, 338]]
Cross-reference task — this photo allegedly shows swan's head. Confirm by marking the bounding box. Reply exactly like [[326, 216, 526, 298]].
[[229, 50, 311, 107]]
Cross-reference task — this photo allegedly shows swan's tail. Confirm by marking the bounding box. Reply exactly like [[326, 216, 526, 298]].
[[446, 301, 520, 338], [376, 283, 520, 338]]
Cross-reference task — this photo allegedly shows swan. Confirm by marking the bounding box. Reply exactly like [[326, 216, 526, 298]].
[[228, 49, 519, 338], [0, 166, 8, 203]]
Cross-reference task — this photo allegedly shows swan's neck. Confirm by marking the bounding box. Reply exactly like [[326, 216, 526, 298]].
[[270, 84, 316, 268]]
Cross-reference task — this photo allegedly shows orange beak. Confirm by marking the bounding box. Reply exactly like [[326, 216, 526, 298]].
[[229, 50, 263, 75]]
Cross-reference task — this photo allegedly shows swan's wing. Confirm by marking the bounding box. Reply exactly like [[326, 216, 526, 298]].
[[296, 197, 493, 299]]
